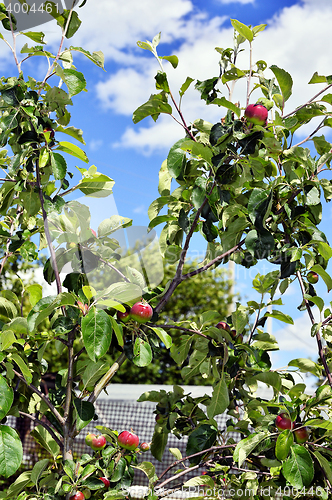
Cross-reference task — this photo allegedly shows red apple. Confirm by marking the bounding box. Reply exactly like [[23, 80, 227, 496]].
[[117, 430, 139, 451], [244, 103, 268, 126], [85, 433, 95, 447], [294, 424, 310, 444], [216, 322, 231, 333], [130, 301, 153, 323], [307, 271, 319, 284], [90, 434, 107, 451], [117, 305, 131, 323], [275, 412, 293, 431], [99, 477, 110, 488], [69, 493, 85, 500], [140, 442, 150, 452]]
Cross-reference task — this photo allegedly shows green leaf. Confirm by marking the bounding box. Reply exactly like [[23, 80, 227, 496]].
[[245, 229, 275, 259], [211, 97, 241, 117], [0, 425, 23, 477], [81, 308, 113, 362], [316, 241, 332, 261], [234, 432, 268, 467], [61, 68, 86, 97], [0, 297, 17, 322], [167, 138, 187, 179], [253, 372, 281, 392], [179, 77, 194, 97], [73, 399, 95, 431], [275, 429, 293, 461], [148, 326, 172, 348], [11, 353, 32, 384], [186, 424, 218, 465], [56, 141, 88, 163], [132, 95, 172, 124], [150, 424, 169, 462], [270, 65, 293, 103], [248, 188, 273, 231], [31, 458, 49, 485], [133, 462, 157, 483], [20, 31, 45, 44], [170, 335, 193, 364], [50, 152, 67, 180], [81, 360, 108, 391], [230, 19, 253, 42], [30, 425, 60, 459], [97, 215, 132, 237], [232, 304, 249, 333], [288, 358, 321, 377], [0, 375, 13, 420], [312, 450, 332, 484], [78, 173, 114, 197], [56, 125, 85, 144], [282, 445, 314, 488], [161, 55, 179, 68], [133, 338, 153, 367], [69, 46, 105, 69], [265, 310, 294, 325], [184, 475, 215, 488], [5, 471, 31, 498], [206, 377, 229, 419], [310, 264, 332, 292]]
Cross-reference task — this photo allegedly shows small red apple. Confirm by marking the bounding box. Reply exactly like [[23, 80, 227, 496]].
[[244, 103, 268, 126], [275, 412, 293, 431], [99, 477, 110, 488], [294, 424, 310, 444], [216, 322, 231, 333], [117, 305, 131, 323], [85, 433, 95, 447], [307, 271, 319, 284], [130, 301, 153, 323], [69, 493, 85, 500], [90, 228, 97, 237], [140, 442, 150, 452], [117, 430, 139, 451], [90, 434, 107, 451]]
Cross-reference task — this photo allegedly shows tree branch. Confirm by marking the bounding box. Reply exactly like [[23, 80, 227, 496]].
[[12, 368, 65, 426], [35, 159, 62, 295], [87, 352, 127, 405], [283, 83, 332, 119], [18, 411, 63, 449], [296, 271, 332, 390]]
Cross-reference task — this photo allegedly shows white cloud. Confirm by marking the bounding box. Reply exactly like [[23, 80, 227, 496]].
[[89, 139, 103, 151], [133, 204, 146, 214], [91, 0, 332, 152], [272, 314, 317, 355]]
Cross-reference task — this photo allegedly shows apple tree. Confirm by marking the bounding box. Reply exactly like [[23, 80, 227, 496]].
[[1, 4, 332, 500]]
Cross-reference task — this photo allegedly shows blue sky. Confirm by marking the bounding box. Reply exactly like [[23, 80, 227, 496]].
[[1, 0, 332, 380]]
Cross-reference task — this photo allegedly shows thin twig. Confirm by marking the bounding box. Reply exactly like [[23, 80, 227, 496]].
[[283, 83, 332, 119], [12, 368, 65, 425], [296, 271, 332, 390], [148, 323, 210, 340], [35, 159, 62, 295], [18, 411, 63, 449]]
